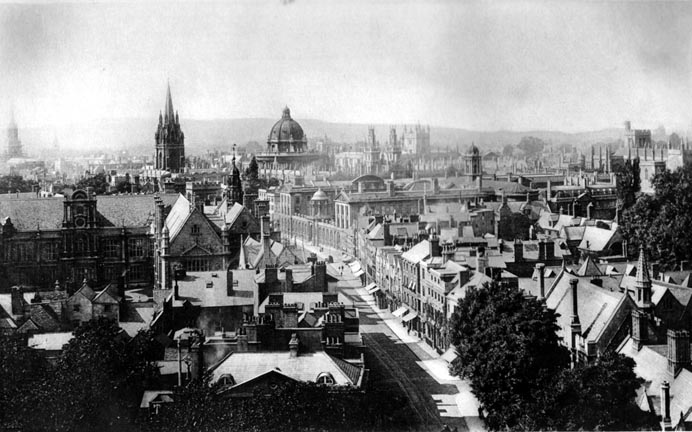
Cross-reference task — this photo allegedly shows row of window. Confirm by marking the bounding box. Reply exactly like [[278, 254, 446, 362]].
[[4, 238, 151, 262]]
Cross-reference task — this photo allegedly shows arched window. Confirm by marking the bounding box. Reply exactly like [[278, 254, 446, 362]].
[[316, 372, 335, 385]]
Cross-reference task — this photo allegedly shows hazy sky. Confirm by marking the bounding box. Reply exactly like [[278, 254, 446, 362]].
[[1, 0, 692, 132]]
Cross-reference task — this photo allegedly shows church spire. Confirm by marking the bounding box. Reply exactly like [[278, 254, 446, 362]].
[[165, 81, 174, 123]]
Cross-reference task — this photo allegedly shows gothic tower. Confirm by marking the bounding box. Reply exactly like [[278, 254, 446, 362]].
[[228, 152, 244, 205], [364, 126, 381, 174], [155, 83, 185, 173], [6, 109, 23, 159]]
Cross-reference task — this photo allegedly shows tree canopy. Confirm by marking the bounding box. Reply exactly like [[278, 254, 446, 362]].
[[616, 158, 640, 211], [75, 172, 110, 195], [621, 163, 692, 268], [516, 136, 546, 157], [448, 281, 656, 430]]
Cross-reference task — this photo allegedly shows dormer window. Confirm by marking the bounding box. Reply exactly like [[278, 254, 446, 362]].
[[316, 372, 335, 385]]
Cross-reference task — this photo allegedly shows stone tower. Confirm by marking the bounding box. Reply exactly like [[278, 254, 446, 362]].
[[155, 83, 185, 173], [364, 126, 381, 174], [6, 109, 23, 159], [228, 151, 244, 205]]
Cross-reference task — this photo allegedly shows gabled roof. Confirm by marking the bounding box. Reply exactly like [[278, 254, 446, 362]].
[[546, 270, 632, 350], [619, 337, 692, 429], [401, 240, 430, 263], [209, 351, 360, 387], [27, 304, 61, 331], [72, 282, 97, 302], [576, 256, 603, 277], [578, 226, 622, 252]]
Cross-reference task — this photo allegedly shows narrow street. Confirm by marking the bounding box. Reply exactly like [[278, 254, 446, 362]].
[[299, 239, 484, 432]]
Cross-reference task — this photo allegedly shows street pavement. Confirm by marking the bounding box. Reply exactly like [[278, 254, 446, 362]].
[[297, 239, 485, 432]]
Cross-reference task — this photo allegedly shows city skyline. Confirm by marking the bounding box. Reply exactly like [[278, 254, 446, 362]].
[[2, 1, 692, 134]]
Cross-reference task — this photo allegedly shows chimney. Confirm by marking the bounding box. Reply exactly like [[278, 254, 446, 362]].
[[661, 381, 672, 430], [285, 268, 294, 292], [652, 263, 660, 281], [283, 304, 298, 328], [10, 287, 24, 317], [476, 247, 488, 276], [546, 180, 552, 200], [667, 329, 690, 376], [514, 239, 523, 262], [538, 239, 546, 261], [387, 181, 395, 197], [631, 309, 648, 351], [544, 239, 555, 260], [536, 263, 545, 299], [570, 278, 582, 366], [314, 261, 327, 292], [227, 270, 234, 296], [429, 235, 441, 258], [289, 333, 299, 358]]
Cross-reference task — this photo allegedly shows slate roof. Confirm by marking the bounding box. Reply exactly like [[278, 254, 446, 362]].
[[546, 270, 632, 350], [27, 303, 61, 331], [578, 226, 622, 252], [401, 240, 430, 263], [210, 351, 359, 387], [576, 256, 603, 277], [619, 337, 692, 429], [0, 194, 177, 231], [258, 292, 349, 313], [174, 270, 256, 308]]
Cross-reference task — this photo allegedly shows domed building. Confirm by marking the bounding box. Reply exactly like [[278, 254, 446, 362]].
[[256, 106, 321, 168]]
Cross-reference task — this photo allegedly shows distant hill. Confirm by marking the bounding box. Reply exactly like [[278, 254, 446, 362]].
[[15, 117, 626, 158]]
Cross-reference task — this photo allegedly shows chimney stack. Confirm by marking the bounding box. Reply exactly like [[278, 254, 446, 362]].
[[661, 381, 672, 430], [227, 270, 234, 296], [429, 235, 441, 258], [667, 329, 690, 377], [514, 239, 523, 262], [289, 333, 299, 358], [536, 263, 545, 299], [476, 247, 488, 276], [570, 278, 582, 366]]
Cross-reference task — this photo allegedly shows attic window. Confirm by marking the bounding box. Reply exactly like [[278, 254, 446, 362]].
[[191, 224, 200, 234], [316, 372, 335, 385]]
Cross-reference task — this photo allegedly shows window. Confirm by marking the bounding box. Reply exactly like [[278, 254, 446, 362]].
[[184, 257, 210, 272], [128, 238, 146, 258], [73, 304, 81, 312], [103, 239, 120, 258], [129, 265, 145, 281], [191, 224, 200, 235], [316, 372, 335, 385]]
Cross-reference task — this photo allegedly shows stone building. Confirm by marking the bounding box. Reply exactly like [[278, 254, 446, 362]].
[[0, 190, 177, 291]]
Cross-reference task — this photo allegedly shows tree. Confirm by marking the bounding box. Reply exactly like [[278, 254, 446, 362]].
[[34, 319, 160, 431], [245, 156, 259, 181], [621, 163, 692, 268], [526, 351, 658, 431], [448, 281, 655, 431], [502, 144, 514, 157], [616, 158, 640, 211], [0, 333, 50, 430], [76, 173, 109, 195], [516, 136, 546, 157], [448, 281, 569, 430]]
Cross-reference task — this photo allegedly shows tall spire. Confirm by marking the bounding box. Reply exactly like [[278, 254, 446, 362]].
[[635, 245, 652, 309], [635, 245, 651, 285], [165, 81, 174, 123]]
